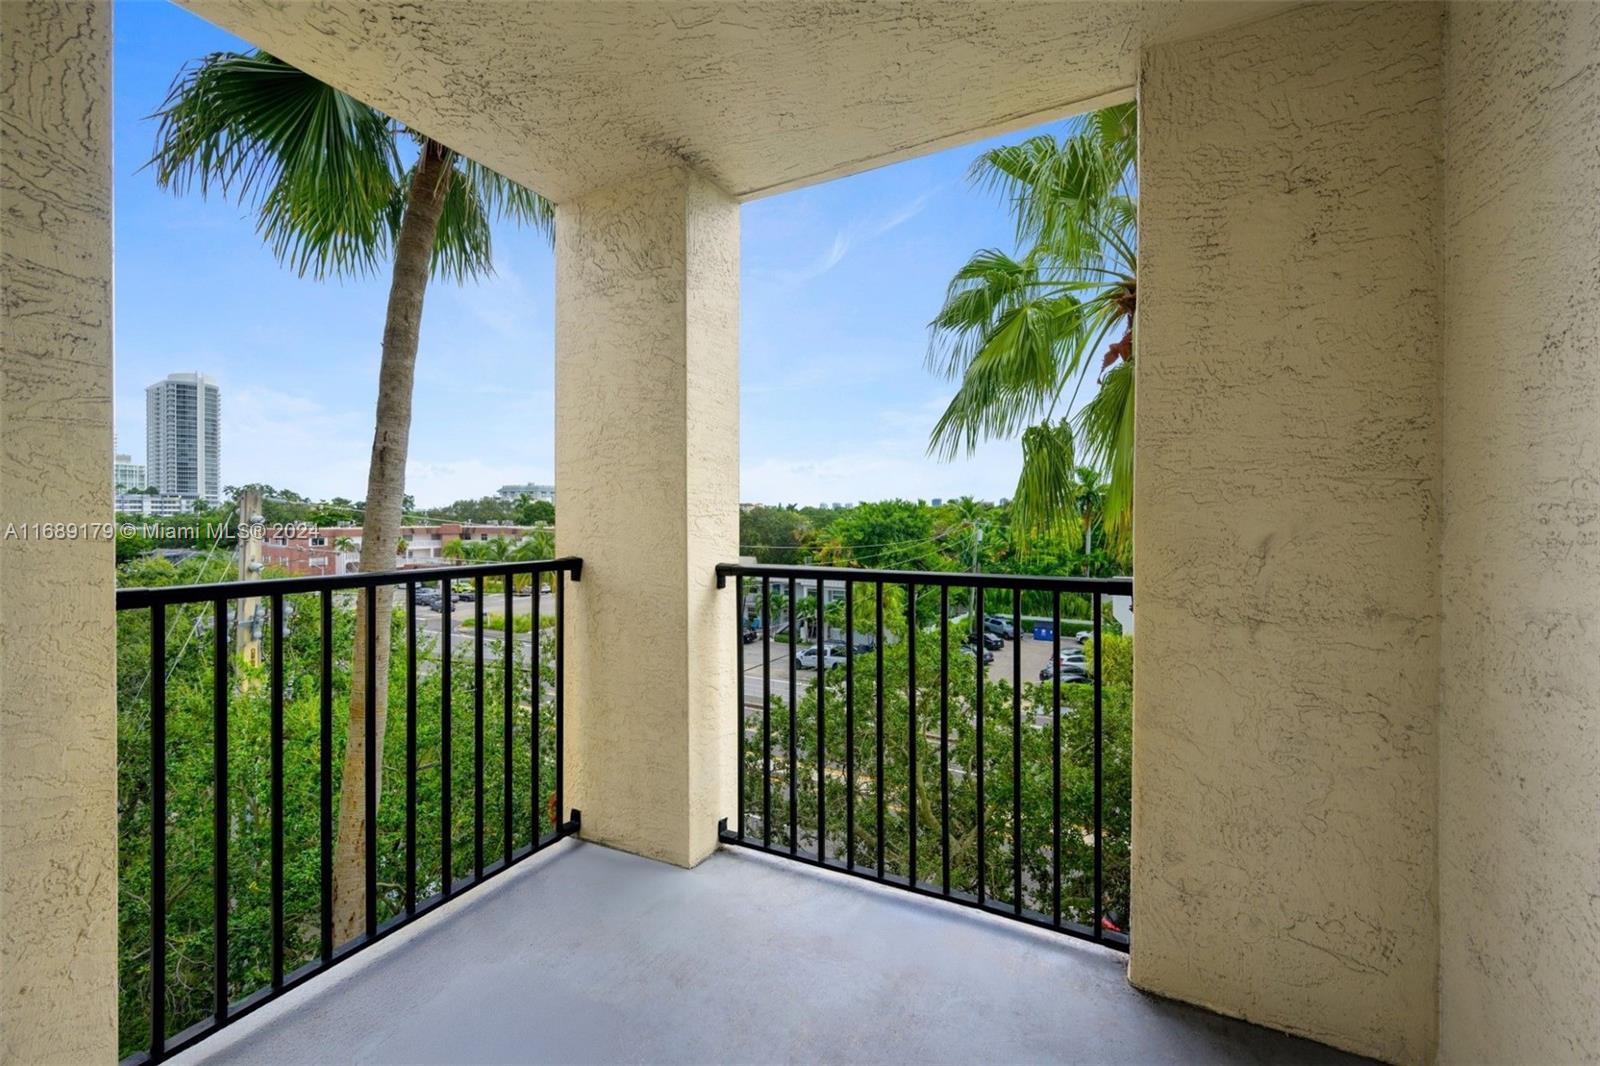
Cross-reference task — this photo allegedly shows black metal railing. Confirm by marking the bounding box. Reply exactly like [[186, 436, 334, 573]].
[[116, 557, 581, 1063], [715, 562, 1133, 950]]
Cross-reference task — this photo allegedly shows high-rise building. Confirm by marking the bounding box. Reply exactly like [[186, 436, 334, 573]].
[[146, 372, 220, 505], [112, 452, 145, 493]]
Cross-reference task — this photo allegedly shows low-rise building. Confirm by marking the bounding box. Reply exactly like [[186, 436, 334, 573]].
[[114, 493, 195, 517], [259, 522, 550, 576]]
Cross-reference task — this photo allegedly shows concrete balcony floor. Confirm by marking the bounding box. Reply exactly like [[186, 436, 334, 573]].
[[174, 841, 1366, 1066]]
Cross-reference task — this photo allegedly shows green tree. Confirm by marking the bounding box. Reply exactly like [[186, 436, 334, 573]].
[[151, 50, 554, 941], [516, 497, 556, 526], [815, 499, 941, 571], [739, 505, 812, 564], [738, 586, 1132, 926], [115, 556, 560, 1055], [928, 102, 1136, 551]]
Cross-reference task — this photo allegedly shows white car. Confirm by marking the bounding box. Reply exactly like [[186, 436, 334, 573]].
[[796, 643, 847, 670]]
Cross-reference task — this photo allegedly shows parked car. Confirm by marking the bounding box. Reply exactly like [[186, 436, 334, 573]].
[[983, 616, 1016, 640], [960, 643, 995, 666], [849, 636, 876, 653], [1040, 658, 1092, 682], [965, 630, 1003, 651], [796, 643, 847, 670], [413, 587, 441, 608]]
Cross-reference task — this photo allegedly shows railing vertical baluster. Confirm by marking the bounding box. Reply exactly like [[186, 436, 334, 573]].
[[761, 577, 771, 849], [939, 584, 950, 896], [555, 571, 566, 825], [815, 577, 825, 863], [787, 577, 797, 856], [212, 598, 229, 1024], [271, 593, 285, 983], [406, 581, 417, 915], [907, 582, 917, 889], [1093, 591, 1104, 941], [441, 582, 453, 897], [319, 591, 333, 962], [705, 563, 1130, 954], [1011, 586, 1022, 916], [363, 586, 377, 939], [503, 576, 514, 863], [874, 583, 885, 881], [736, 575, 746, 841], [532, 573, 542, 838], [474, 576, 485, 879], [975, 583, 985, 906], [844, 581, 855, 870], [1052, 592, 1062, 930], [149, 603, 167, 1059]]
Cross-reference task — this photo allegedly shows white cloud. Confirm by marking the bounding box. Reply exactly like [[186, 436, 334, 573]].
[[224, 383, 371, 499], [765, 189, 937, 287]]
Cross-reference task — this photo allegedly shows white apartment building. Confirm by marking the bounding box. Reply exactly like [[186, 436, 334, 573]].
[[112, 453, 144, 493], [145, 372, 220, 506], [496, 482, 554, 504]]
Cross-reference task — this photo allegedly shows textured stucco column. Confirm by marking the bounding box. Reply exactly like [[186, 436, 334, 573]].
[[1133, 5, 1443, 1062], [554, 167, 738, 867], [0, 2, 119, 1061], [1439, 4, 1600, 1062]]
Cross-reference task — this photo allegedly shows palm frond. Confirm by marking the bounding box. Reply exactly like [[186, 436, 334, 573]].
[[432, 155, 556, 281], [930, 101, 1138, 549], [1011, 420, 1078, 537], [1075, 359, 1134, 551], [150, 51, 400, 279]]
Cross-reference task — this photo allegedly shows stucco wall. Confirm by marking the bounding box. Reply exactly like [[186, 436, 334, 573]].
[[0, 1, 119, 1060], [1132, 5, 1443, 1062], [1438, 4, 1600, 1062], [554, 166, 739, 868]]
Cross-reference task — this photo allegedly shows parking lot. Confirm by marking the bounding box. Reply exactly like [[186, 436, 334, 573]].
[[741, 629, 1066, 708]]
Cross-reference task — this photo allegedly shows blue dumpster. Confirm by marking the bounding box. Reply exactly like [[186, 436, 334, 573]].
[[1032, 621, 1054, 641]]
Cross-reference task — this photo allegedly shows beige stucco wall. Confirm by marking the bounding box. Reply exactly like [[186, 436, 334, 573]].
[[554, 166, 739, 868], [1438, 4, 1600, 1062], [0, 1, 119, 1060], [1132, 5, 1443, 1062]]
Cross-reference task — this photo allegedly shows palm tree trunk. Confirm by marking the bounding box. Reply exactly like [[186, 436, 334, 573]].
[[331, 141, 453, 943]]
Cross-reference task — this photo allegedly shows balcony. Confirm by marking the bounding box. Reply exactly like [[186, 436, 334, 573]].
[[115, 561, 1153, 1062], [171, 840, 1361, 1066], [5, 3, 1597, 1065]]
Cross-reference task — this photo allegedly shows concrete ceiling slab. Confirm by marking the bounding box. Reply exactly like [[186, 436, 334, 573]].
[[181, 1, 1279, 201]]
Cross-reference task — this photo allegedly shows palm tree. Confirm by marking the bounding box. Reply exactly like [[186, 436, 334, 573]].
[[151, 51, 553, 941], [1067, 465, 1106, 572], [927, 102, 1135, 551]]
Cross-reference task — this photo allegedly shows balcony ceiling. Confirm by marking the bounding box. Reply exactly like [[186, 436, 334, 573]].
[[182, 1, 1278, 202]]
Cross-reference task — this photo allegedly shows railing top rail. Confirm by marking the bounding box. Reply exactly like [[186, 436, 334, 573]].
[[116, 555, 583, 610], [715, 561, 1131, 596]]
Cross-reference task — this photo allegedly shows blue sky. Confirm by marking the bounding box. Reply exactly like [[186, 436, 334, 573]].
[[114, 0, 1065, 508]]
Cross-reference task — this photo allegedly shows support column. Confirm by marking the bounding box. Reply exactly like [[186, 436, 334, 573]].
[[0, 3, 118, 1060], [1134, 5, 1442, 1063], [554, 167, 739, 867]]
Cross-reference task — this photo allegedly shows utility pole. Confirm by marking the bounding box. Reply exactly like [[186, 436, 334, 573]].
[[235, 487, 264, 669]]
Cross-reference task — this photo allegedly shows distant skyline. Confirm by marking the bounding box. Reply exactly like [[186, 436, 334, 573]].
[[113, 2, 1082, 508]]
